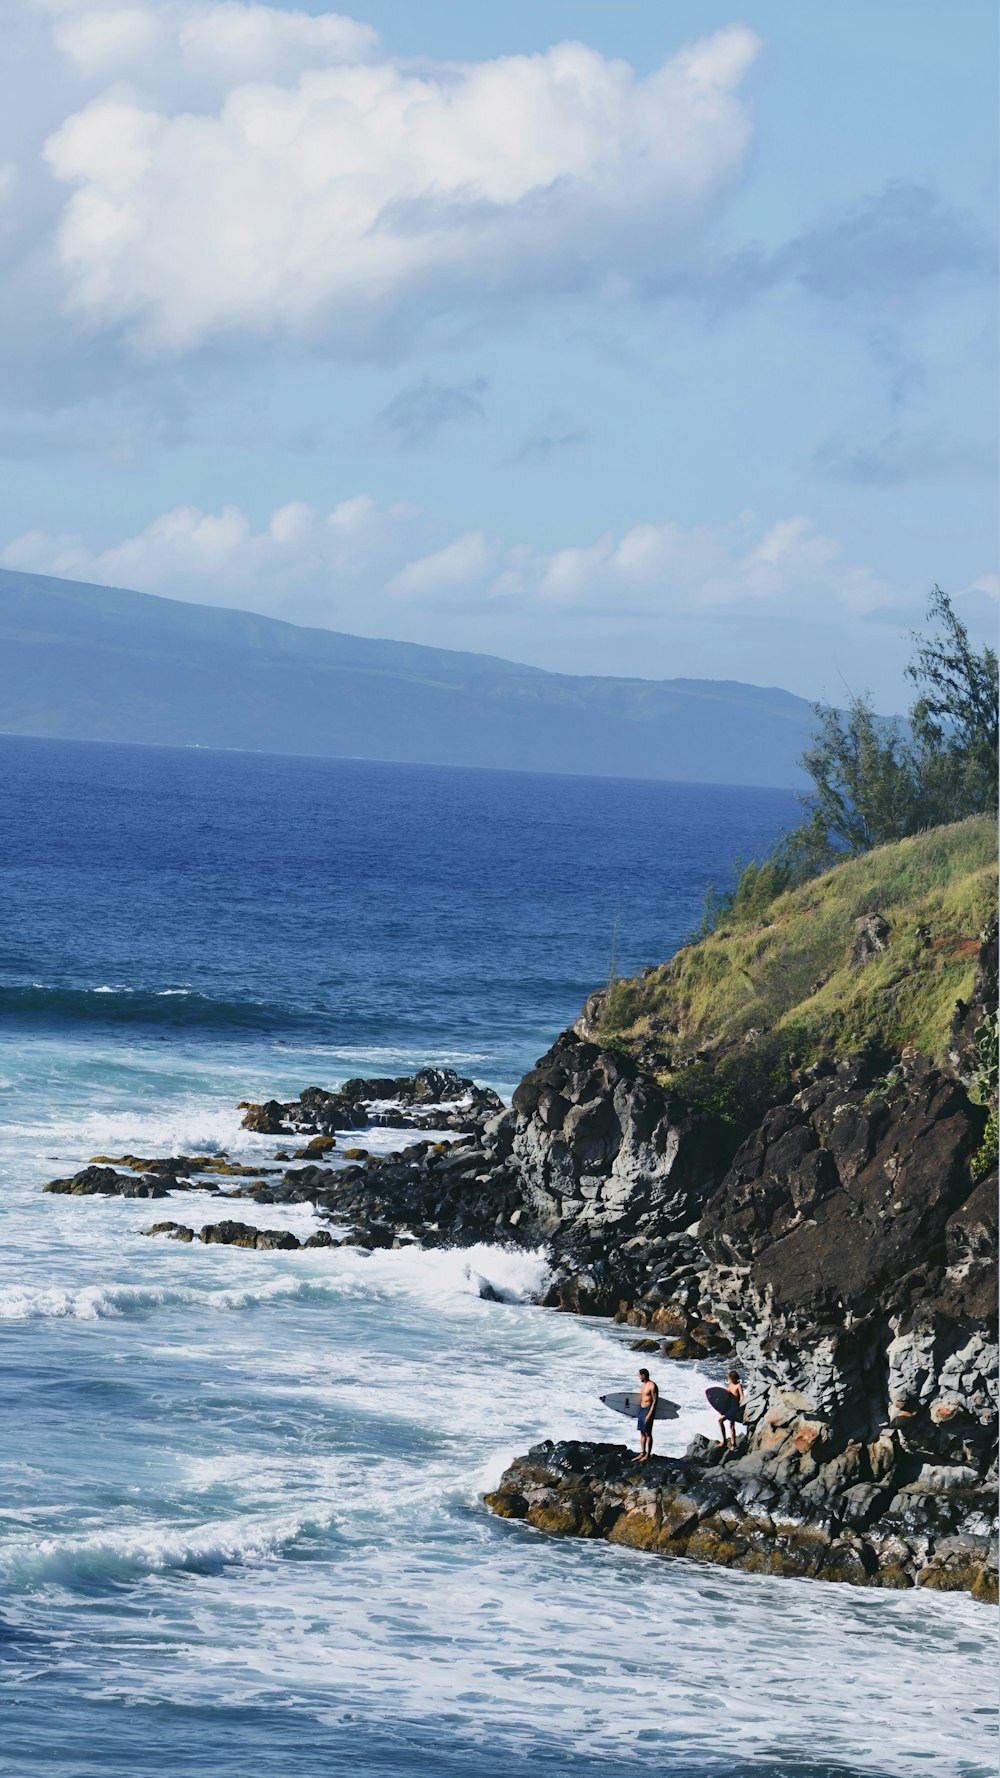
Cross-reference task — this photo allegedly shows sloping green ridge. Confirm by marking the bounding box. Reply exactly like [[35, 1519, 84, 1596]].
[[598, 814, 998, 1121]]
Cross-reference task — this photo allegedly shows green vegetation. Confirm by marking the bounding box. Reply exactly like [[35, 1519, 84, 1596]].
[[692, 588, 998, 939], [969, 1009, 999, 1180], [597, 814, 998, 1133]]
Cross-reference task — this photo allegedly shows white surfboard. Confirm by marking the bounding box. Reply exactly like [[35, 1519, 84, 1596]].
[[600, 1391, 679, 1421]]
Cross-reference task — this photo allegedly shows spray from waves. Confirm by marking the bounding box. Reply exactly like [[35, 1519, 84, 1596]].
[[0, 1245, 552, 1323], [0, 1507, 329, 1593], [5, 1097, 257, 1159], [0, 1275, 341, 1324]]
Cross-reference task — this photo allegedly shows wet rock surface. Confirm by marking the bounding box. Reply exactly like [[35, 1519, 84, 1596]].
[[239, 1068, 503, 1138], [486, 1434, 998, 1600]]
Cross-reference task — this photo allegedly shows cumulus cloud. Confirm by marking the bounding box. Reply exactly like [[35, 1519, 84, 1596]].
[[12, 494, 991, 700], [2, 492, 415, 603], [46, 1, 378, 87], [2, 497, 901, 630], [35, 8, 760, 352]]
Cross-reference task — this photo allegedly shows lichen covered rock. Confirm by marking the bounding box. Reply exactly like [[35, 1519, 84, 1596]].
[[487, 1438, 998, 1599]]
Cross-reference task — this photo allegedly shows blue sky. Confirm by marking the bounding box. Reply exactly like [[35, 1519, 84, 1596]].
[[1, 0, 995, 704]]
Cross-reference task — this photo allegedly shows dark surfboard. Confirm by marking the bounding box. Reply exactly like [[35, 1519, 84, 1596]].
[[705, 1385, 743, 1422]]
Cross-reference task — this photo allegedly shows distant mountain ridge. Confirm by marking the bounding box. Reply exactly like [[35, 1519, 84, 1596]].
[[0, 566, 815, 786]]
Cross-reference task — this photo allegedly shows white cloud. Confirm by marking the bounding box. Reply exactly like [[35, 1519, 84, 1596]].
[[389, 531, 493, 601], [50, 6, 166, 80], [2, 493, 415, 601], [45, 0, 378, 84], [34, 6, 759, 352], [2, 497, 902, 632], [13, 495, 987, 701]]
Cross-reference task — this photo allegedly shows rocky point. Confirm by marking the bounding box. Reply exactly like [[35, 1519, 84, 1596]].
[[40, 910, 998, 1596]]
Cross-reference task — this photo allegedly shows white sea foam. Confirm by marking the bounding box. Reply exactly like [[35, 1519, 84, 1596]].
[[0, 1038, 995, 1778], [0, 1242, 549, 1325], [0, 1508, 322, 1589]]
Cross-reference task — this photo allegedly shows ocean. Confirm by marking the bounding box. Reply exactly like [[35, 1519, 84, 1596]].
[[0, 735, 994, 1778]]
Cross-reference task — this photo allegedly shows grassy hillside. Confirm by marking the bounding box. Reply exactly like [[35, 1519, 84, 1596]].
[[594, 814, 998, 1126]]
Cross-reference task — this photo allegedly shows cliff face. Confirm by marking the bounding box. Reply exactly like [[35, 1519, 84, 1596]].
[[697, 1054, 995, 1472], [480, 1035, 728, 1325], [485, 827, 998, 1597]]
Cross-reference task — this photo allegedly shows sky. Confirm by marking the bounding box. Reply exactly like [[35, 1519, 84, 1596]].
[[0, 0, 996, 706]]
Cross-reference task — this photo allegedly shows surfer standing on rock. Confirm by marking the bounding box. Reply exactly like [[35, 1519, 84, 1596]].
[[634, 1368, 658, 1462], [706, 1369, 745, 1450]]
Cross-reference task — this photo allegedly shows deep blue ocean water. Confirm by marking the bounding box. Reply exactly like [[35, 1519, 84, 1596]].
[[0, 736, 994, 1778]]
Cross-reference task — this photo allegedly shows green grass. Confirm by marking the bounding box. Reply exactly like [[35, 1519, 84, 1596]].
[[596, 814, 998, 1129]]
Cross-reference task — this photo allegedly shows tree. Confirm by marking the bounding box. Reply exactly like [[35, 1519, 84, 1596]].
[[798, 695, 917, 859], [797, 587, 997, 857], [692, 587, 998, 935], [906, 585, 998, 818]]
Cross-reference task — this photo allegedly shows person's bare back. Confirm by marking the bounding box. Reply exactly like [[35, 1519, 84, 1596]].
[[718, 1369, 744, 1449]]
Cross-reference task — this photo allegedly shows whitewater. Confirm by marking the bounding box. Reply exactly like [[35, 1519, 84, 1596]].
[[0, 738, 994, 1778]]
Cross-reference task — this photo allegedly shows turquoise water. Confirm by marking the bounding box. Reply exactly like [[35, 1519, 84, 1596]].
[[0, 737, 994, 1778]]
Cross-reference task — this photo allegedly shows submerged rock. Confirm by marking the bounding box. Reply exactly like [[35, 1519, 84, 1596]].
[[240, 1069, 504, 1138], [44, 1165, 170, 1199], [199, 1220, 300, 1251]]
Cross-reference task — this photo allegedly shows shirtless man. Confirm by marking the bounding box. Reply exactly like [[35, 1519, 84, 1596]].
[[634, 1368, 658, 1462], [717, 1368, 745, 1450]]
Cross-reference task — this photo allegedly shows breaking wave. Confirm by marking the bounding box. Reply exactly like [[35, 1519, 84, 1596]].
[[0, 982, 309, 1035]]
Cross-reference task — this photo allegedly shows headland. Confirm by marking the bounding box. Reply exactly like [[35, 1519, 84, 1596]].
[[43, 816, 999, 1599]]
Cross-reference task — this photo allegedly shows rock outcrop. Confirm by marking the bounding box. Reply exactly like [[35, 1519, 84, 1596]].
[[479, 1032, 731, 1325], [486, 1433, 997, 1601], [41, 914, 998, 1596], [43, 1164, 173, 1199], [697, 1054, 996, 1452], [496, 1032, 724, 1235], [240, 1068, 503, 1138], [485, 923, 999, 1597]]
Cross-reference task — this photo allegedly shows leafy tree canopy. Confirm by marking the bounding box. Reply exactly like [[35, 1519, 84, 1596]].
[[695, 587, 998, 933]]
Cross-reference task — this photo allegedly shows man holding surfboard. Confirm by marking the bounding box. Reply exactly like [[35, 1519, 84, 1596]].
[[705, 1369, 745, 1450], [634, 1368, 658, 1462]]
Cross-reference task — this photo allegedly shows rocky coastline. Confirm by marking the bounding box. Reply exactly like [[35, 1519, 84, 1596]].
[[42, 928, 998, 1600]]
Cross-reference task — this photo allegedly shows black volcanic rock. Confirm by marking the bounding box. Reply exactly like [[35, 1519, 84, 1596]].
[[43, 1165, 170, 1199], [486, 1436, 997, 1600], [241, 1070, 503, 1139], [699, 1062, 983, 1323], [199, 1220, 301, 1251], [498, 1030, 727, 1240], [38, 907, 998, 1597]]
